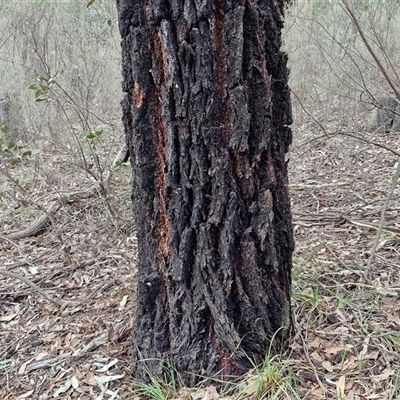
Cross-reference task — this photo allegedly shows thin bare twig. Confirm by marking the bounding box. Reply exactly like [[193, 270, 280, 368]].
[[352, 310, 392, 371], [0, 269, 69, 307], [0, 235, 37, 268], [341, 0, 400, 101], [365, 160, 400, 280], [0, 269, 120, 309], [337, 131, 400, 158], [300, 333, 331, 397]]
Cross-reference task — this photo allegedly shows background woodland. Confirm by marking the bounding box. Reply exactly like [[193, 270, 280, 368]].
[[1, 0, 400, 399]]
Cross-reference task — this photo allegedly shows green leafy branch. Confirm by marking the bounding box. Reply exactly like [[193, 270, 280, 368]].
[[28, 76, 53, 102], [0, 137, 37, 165]]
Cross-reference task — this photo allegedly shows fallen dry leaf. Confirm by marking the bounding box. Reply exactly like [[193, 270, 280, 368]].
[[201, 386, 219, 400], [336, 375, 346, 399], [372, 370, 394, 380], [322, 360, 334, 372], [0, 313, 18, 322], [16, 390, 34, 399], [324, 346, 349, 354]]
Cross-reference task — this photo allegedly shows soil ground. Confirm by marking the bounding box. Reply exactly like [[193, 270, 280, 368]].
[[1, 112, 400, 399]]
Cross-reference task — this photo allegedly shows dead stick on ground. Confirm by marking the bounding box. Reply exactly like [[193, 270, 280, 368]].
[[341, 217, 400, 235], [290, 182, 351, 189], [1, 200, 60, 241], [0, 235, 37, 268], [300, 335, 330, 396], [366, 160, 400, 281], [293, 214, 400, 235], [0, 269, 119, 308], [0, 269, 72, 307]]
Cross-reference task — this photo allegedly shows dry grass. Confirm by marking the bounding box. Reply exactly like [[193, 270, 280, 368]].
[[288, 124, 400, 400]]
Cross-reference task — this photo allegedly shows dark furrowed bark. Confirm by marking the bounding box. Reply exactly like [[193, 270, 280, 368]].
[[117, 0, 294, 384]]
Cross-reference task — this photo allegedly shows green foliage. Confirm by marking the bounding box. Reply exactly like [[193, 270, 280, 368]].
[[124, 337, 301, 400], [0, 359, 11, 370], [79, 129, 103, 141], [129, 361, 180, 400], [250, 356, 299, 399], [28, 77, 52, 102], [0, 137, 35, 165], [0, 120, 9, 134], [293, 285, 320, 306]]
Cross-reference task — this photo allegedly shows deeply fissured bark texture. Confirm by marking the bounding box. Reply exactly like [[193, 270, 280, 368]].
[[117, 0, 293, 383]]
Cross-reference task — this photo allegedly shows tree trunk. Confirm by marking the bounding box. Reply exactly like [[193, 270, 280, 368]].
[[116, 0, 294, 384]]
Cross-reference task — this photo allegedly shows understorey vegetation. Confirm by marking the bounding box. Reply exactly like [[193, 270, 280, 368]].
[[1, 0, 400, 398]]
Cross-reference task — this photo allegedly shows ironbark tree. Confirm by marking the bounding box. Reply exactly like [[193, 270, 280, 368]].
[[116, 0, 293, 383]]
